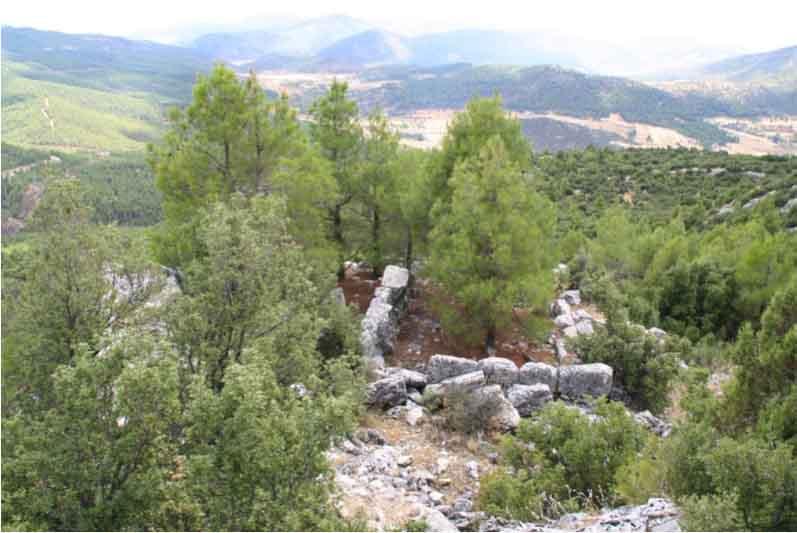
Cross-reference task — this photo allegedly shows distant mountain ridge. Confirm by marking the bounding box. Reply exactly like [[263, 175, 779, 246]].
[[185, 17, 794, 80], [315, 30, 411, 69], [697, 45, 797, 84], [192, 15, 374, 61]]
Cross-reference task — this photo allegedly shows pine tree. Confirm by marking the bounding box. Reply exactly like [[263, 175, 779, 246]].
[[309, 80, 363, 278], [427, 136, 556, 352]]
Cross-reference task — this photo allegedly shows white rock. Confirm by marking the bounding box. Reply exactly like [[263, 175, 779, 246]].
[[554, 313, 576, 328], [397, 455, 413, 467], [427, 355, 480, 384], [563, 325, 579, 338], [367, 374, 407, 409], [559, 363, 613, 399], [551, 298, 572, 317], [381, 265, 410, 290], [507, 383, 553, 416], [465, 460, 480, 480], [517, 362, 558, 390], [575, 320, 594, 336], [563, 290, 581, 305], [421, 508, 459, 532], [478, 357, 518, 387]]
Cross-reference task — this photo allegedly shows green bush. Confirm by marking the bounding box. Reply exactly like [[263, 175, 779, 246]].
[[569, 320, 681, 413], [479, 400, 644, 520], [680, 492, 743, 532], [614, 435, 668, 505]]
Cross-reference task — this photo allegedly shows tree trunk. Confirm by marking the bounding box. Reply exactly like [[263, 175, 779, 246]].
[[485, 323, 497, 356], [332, 205, 345, 282], [404, 226, 413, 270], [371, 207, 381, 276]]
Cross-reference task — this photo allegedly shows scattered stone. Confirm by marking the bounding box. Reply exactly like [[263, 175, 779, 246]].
[[718, 202, 735, 216], [743, 191, 775, 210], [558, 363, 613, 399], [744, 170, 765, 179], [355, 428, 387, 445], [507, 383, 553, 416], [421, 507, 459, 532], [289, 383, 308, 398], [405, 403, 425, 426], [427, 354, 480, 384], [563, 325, 579, 338], [634, 410, 673, 438], [573, 309, 593, 322], [341, 439, 362, 456], [465, 461, 480, 480], [562, 290, 581, 305], [487, 452, 499, 464], [479, 357, 519, 388], [397, 455, 413, 467], [382, 265, 410, 290], [475, 385, 520, 432], [646, 327, 667, 340], [575, 320, 594, 336], [551, 298, 572, 318], [554, 313, 576, 328], [556, 497, 680, 532], [781, 197, 797, 214]]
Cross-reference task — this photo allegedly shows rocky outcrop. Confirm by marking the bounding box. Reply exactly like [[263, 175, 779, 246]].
[[507, 384, 553, 416], [361, 265, 411, 369], [555, 497, 680, 532], [558, 363, 613, 399]]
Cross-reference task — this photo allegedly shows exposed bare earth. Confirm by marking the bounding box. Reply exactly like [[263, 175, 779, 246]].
[[708, 116, 797, 155]]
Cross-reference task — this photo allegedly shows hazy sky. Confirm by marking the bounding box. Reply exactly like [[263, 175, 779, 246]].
[[3, 0, 796, 53]]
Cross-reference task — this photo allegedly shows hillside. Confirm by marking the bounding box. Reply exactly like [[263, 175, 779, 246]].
[[2, 61, 165, 152], [1, 26, 210, 102], [356, 64, 737, 147], [698, 45, 797, 85], [1, 26, 215, 153]]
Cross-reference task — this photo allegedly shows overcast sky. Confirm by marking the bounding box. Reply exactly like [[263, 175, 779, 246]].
[[3, 0, 796, 53]]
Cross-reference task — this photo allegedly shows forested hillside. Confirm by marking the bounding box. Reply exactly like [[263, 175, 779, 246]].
[[357, 64, 796, 147], [2, 63, 796, 532]]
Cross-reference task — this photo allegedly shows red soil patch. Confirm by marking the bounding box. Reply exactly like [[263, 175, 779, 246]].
[[390, 280, 556, 369]]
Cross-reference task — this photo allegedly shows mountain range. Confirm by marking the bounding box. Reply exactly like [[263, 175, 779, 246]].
[[1, 23, 795, 154]]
